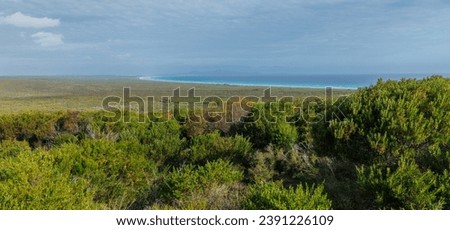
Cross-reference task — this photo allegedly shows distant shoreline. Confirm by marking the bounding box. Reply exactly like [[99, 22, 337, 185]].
[[138, 76, 361, 90], [1, 74, 443, 90]]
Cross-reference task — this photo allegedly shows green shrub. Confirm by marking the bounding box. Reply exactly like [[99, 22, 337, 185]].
[[55, 111, 83, 133], [0, 140, 31, 158], [0, 148, 98, 209], [182, 131, 252, 165], [53, 133, 78, 146], [357, 157, 447, 209], [117, 122, 149, 142], [156, 160, 244, 209], [143, 120, 185, 164], [324, 76, 450, 164], [0, 112, 60, 147], [310, 76, 450, 209], [243, 103, 298, 150], [243, 181, 332, 210], [44, 140, 156, 209], [76, 139, 156, 209]]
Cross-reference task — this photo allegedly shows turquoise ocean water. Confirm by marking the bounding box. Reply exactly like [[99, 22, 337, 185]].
[[139, 74, 434, 89]]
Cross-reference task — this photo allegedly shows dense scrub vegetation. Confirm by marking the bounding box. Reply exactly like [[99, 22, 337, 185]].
[[0, 76, 448, 210]]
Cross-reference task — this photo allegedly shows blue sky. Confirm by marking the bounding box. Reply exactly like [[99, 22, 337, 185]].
[[1, 0, 449, 76]]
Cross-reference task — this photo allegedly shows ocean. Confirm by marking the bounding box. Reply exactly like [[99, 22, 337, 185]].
[[139, 74, 433, 89]]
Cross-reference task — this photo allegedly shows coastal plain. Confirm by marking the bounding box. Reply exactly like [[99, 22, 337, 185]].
[[0, 76, 354, 113]]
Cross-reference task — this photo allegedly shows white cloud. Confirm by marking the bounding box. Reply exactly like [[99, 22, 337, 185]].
[[0, 12, 59, 28], [31, 32, 64, 46]]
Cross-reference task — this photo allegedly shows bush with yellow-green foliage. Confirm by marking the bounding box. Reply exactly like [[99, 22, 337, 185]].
[[0, 141, 97, 209], [357, 156, 449, 209], [143, 119, 185, 165], [153, 160, 245, 209], [242, 103, 298, 150], [312, 76, 450, 209], [181, 131, 252, 165], [72, 139, 156, 209], [243, 181, 332, 210], [325, 76, 449, 164], [0, 138, 156, 209], [0, 112, 60, 147]]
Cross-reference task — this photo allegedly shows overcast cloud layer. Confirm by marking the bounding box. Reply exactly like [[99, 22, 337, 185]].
[[0, 0, 449, 75]]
